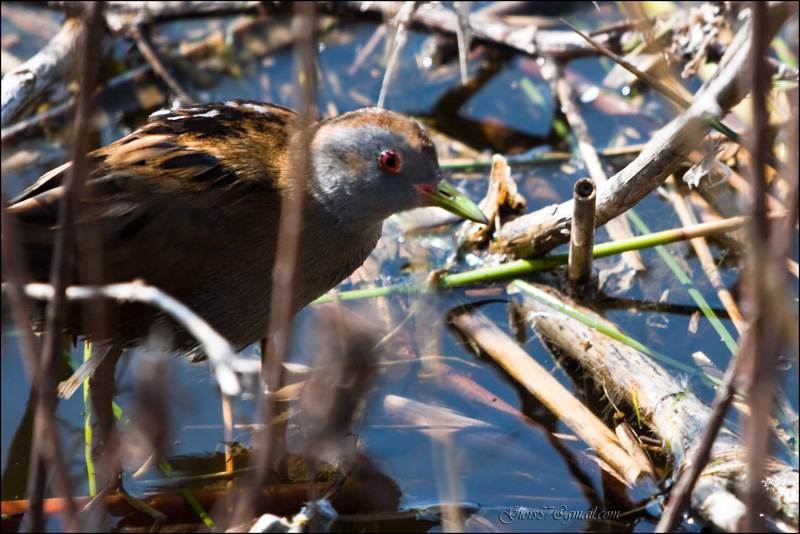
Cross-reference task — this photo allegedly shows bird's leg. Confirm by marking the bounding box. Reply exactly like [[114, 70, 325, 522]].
[[88, 344, 168, 528], [88, 345, 124, 493], [260, 336, 291, 484]]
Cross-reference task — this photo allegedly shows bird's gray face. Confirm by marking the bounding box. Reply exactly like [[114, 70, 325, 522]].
[[309, 108, 487, 228], [311, 108, 486, 232], [309, 110, 441, 224]]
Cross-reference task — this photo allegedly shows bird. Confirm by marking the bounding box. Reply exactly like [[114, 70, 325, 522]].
[[6, 100, 488, 493], [8, 100, 488, 352]]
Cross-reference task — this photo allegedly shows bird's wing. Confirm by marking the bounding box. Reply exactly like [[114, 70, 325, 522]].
[[7, 101, 301, 280]]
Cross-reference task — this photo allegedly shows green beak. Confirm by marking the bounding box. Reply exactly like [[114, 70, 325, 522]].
[[416, 179, 488, 224]]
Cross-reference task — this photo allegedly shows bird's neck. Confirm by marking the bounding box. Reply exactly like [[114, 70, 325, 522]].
[[303, 181, 383, 244], [304, 171, 385, 234], [294, 187, 384, 309]]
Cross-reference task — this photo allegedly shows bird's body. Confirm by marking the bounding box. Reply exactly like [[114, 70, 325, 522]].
[[6, 101, 487, 495], [8, 101, 486, 351]]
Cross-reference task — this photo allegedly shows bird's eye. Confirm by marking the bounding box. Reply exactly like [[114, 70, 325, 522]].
[[379, 151, 401, 173]]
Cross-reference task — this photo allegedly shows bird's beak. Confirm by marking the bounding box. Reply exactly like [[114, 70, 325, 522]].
[[416, 179, 489, 224]]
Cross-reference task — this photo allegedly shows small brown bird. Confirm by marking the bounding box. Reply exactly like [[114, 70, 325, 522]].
[[7, 101, 487, 492], [6, 100, 489, 499], [8, 100, 487, 352]]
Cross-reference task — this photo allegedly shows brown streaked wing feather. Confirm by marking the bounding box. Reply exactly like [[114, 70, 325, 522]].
[[8, 101, 296, 286]]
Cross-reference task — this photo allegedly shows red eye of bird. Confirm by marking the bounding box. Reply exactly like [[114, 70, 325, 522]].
[[379, 151, 401, 173]]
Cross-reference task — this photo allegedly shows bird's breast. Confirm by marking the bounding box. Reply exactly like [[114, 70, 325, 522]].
[[293, 222, 383, 312]]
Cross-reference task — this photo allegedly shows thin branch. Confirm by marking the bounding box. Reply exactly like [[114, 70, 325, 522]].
[[542, 59, 645, 272], [740, 2, 781, 530], [23, 5, 105, 530], [130, 21, 195, 104], [1, 17, 84, 126], [19, 281, 260, 396]]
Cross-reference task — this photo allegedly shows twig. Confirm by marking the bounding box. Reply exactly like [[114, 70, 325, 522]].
[[542, 59, 645, 271], [383, 2, 619, 59], [377, 2, 417, 109], [560, 19, 739, 144], [1, 17, 84, 126], [130, 21, 195, 104], [653, 331, 745, 532], [18, 281, 259, 395], [685, 146, 787, 214], [264, 2, 318, 387], [23, 5, 106, 531], [453, 1, 473, 85], [567, 178, 596, 287], [232, 2, 319, 527], [459, 154, 525, 247], [0, 63, 155, 144], [740, 3, 783, 530], [444, 215, 753, 287], [664, 178, 746, 332], [37, 1, 626, 61], [561, 19, 692, 110]]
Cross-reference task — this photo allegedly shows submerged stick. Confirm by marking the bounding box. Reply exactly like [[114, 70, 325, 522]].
[[514, 281, 799, 530], [451, 309, 657, 493]]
